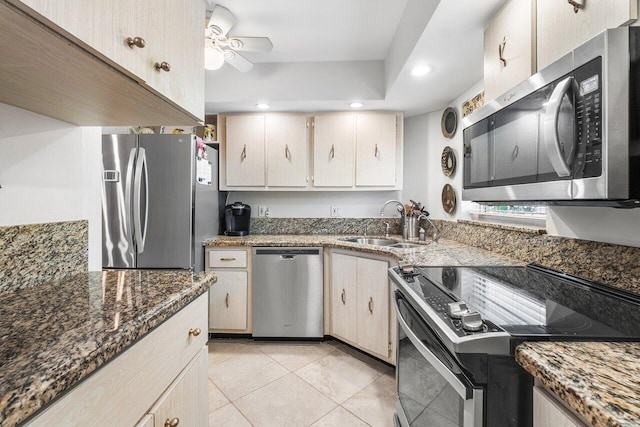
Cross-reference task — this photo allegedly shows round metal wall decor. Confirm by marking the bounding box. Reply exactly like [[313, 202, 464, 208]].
[[441, 146, 456, 177], [441, 184, 457, 214], [441, 107, 457, 139]]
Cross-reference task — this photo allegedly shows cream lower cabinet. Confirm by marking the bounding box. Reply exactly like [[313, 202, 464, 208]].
[[26, 294, 208, 426], [330, 250, 392, 361], [206, 247, 252, 333], [533, 385, 588, 427], [537, 0, 637, 70], [146, 347, 208, 427]]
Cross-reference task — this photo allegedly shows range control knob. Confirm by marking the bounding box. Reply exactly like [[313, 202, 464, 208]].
[[461, 312, 484, 332], [447, 302, 469, 319]]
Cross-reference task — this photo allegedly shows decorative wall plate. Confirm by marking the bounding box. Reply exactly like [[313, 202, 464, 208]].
[[462, 91, 485, 118], [441, 107, 457, 139], [441, 146, 456, 177], [441, 184, 456, 214]]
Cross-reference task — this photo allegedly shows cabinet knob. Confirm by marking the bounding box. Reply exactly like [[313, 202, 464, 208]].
[[126, 36, 146, 49], [154, 61, 171, 72], [164, 418, 180, 427], [188, 328, 201, 337]]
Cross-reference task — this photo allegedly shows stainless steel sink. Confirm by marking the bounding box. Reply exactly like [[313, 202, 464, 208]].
[[340, 237, 397, 246], [390, 242, 421, 248]]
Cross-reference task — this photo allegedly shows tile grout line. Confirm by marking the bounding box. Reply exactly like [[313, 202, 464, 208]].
[[339, 404, 374, 427]]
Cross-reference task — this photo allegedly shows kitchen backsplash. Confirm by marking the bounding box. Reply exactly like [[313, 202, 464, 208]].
[[434, 219, 640, 294], [0, 220, 88, 293], [250, 217, 404, 235]]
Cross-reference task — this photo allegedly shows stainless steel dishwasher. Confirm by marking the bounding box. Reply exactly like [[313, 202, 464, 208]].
[[252, 247, 323, 338]]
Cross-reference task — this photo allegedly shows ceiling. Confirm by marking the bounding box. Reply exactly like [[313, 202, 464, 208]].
[[204, 0, 507, 117]]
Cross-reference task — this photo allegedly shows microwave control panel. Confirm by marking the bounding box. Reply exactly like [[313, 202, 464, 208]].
[[574, 57, 602, 178]]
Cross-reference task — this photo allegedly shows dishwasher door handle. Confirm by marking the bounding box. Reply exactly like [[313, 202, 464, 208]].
[[280, 255, 296, 260]]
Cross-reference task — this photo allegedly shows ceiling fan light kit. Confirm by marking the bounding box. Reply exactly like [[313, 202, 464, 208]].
[[205, 4, 273, 72]]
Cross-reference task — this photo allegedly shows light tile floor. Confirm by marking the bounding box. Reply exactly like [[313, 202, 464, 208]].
[[208, 339, 397, 427]]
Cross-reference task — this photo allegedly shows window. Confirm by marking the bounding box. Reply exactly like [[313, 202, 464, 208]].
[[468, 203, 547, 228]]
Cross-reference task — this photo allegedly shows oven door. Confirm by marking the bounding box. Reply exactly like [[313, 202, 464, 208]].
[[395, 293, 483, 427]]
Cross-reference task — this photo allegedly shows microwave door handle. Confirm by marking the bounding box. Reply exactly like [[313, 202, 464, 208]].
[[133, 148, 148, 253], [543, 76, 573, 177], [395, 298, 471, 400]]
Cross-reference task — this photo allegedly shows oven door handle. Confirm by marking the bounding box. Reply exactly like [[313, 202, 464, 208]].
[[543, 76, 573, 177], [395, 298, 471, 400]]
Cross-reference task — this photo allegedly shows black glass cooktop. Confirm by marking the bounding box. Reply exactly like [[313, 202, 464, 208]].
[[404, 264, 640, 339]]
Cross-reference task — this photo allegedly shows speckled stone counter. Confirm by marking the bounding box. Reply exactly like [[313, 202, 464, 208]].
[[0, 269, 216, 427], [204, 234, 524, 267], [516, 341, 640, 427]]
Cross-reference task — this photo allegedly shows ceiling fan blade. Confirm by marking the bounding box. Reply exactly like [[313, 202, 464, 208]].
[[227, 37, 273, 53], [208, 5, 236, 37], [223, 50, 254, 72]]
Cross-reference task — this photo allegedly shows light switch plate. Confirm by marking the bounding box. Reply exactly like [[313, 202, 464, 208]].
[[258, 206, 268, 217], [330, 206, 341, 217]]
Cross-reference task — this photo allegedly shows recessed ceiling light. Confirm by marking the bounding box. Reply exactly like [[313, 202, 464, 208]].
[[411, 65, 431, 77], [350, 102, 363, 108], [256, 103, 270, 109]]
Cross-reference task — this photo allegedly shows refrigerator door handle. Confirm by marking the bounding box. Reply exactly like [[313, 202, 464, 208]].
[[124, 148, 136, 247], [133, 147, 149, 253]]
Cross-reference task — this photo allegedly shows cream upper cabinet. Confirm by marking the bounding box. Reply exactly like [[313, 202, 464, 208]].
[[225, 115, 266, 187], [144, 0, 204, 120], [483, 0, 536, 103], [355, 113, 397, 187], [537, 0, 637, 70], [313, 114, 356, 187], [266, 115, 309, 187], [9, 0, 204, 121]]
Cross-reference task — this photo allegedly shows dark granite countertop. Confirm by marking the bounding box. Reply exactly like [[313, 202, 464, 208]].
[[516, 341, 640, 427], [0, 269, 216, 427]]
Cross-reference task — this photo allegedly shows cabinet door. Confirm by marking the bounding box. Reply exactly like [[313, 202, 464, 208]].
[[356, 257, 390, 358], [313, 114, 355, 187], [355, 114, 397, 186], [483, 0, 536, 102], [145, 0, 204, 119], [225, 115, 266, 186], [209, 271, 248, 330], [330, 253, 358, 343], [537, 0, 637, 70], [150, 348, 209, 427], [533, 386, 587, 427], [266, 115, 309, 187]]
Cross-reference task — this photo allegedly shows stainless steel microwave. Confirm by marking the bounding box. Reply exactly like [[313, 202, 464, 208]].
[[462, 27, 640, 207]]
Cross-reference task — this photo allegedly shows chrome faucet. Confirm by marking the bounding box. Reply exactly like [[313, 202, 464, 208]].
[[380, 200, 408, 240], [416, 213, 441, 243], [383, 222, 390, 238]]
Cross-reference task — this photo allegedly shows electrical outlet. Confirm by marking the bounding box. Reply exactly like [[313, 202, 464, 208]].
[[330, 206, 342, 217], [258, 206, 268, 217]]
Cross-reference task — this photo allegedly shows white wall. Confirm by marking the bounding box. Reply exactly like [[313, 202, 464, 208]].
[[402, 82, 640, 248], [229, 190, 402, 218], [0, 103, 102, 269]]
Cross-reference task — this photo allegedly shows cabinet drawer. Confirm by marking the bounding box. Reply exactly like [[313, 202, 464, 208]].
[[208, 249, 247, 268]]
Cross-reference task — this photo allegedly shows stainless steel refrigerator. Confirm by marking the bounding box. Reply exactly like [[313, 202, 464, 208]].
[[101, 134, 219, 271]]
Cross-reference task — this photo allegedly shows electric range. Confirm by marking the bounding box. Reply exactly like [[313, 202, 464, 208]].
[[389, 263, 640, 427]]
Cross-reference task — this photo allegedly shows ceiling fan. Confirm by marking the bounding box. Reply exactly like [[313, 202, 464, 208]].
[[205, 4, 273, 72]]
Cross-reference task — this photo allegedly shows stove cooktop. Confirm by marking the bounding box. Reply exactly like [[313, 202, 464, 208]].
[[393, 264, 640, 341]]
